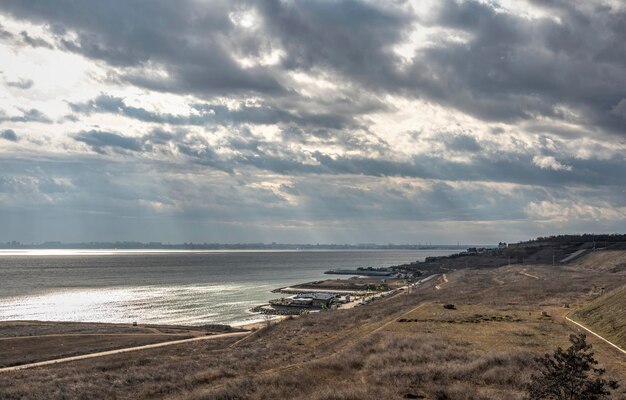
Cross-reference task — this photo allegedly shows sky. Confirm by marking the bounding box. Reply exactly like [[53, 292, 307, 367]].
[[0, 0, 625, 245]]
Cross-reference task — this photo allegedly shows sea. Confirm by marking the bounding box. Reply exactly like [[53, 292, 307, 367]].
[[0, 249, 457, 326]]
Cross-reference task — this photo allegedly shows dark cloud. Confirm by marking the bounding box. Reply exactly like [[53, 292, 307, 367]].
[[0, 0, 285, 96], [404, 0, 626, 136], [1, 129, 18, 141], [1, 0, 625, 138], [255, 0, 411, 78], [69, 94, 358, 129], [74, 130, 142, 153]]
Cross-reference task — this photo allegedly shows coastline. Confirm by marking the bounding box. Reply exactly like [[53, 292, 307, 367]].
[[0, 248, 450, 326]]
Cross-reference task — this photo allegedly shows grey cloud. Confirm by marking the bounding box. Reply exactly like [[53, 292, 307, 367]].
[[19, 30, 53, 48], [175, 143, 234, 173], [0, 108, 51, 123], [69, 94, 357, 129], [0, 0, 285, 96], [256, 0, 411, 76], [0, 154, 618, 241], [1, 0, 625, 242], [73, 128, 227, 166], [69, 95, 161, 122], [74, 130, 142, 153], [164, 129, 626, 188], [0, 175, 68, 195], [405, 0, 626, 136], [1, 0, 625, 139], [1, 129, 18, 141], [5, 78, 34, 89], [444, 134, 482, 152], [254, 0, 625, 137], [1, 142, 623, 243], [285, 179, 535, 222], [0, 23, 13, 40], [64, 108, 626, 191]]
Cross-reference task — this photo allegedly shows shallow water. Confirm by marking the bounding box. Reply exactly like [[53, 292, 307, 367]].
[[0, 249, 456, 325]]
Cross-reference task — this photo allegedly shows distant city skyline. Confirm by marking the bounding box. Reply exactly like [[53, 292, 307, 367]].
[[1, 1, 625, 244]]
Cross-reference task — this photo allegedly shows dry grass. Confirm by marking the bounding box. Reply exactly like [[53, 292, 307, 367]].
[[0, 321, 160, 337], [572, 283, 626, 348], [1, 251, 625, 399], [0, 321, 235, 368], [0, 334, 194, 367], [0, 336, 243, 399], [0, 321, 230, 337]]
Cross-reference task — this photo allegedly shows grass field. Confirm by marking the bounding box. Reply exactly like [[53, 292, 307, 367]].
[[1, 250, 624, 399], [0, 334, 195, 367], [0, 321, 236, 368]]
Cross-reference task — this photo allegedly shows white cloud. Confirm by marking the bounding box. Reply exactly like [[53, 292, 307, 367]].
[[532, 155, 572, 171], [526, 200, 626, 222]]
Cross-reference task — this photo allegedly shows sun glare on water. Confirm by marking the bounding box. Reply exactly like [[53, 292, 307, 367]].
[[0, 284, 258, 325]]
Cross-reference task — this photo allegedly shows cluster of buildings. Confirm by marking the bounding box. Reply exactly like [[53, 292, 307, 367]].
[[269, 293, 341, 310]]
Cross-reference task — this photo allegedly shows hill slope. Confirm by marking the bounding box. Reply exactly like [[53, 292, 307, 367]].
[[573, 284, 626, 349], [570, 249, 626, 272]]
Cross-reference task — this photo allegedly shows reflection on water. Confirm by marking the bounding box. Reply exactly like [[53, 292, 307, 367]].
[[0, 249, 458, 325], [0, 284, 269, 325], [0, 249, 296, 256]]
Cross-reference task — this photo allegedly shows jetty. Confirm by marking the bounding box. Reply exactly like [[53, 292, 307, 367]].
[[324, 267, 396, 277]]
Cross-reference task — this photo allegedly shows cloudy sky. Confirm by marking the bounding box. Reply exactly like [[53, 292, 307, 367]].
[[0, 0, 625, 244]]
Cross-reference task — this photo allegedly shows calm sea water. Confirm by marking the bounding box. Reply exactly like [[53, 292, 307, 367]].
[[0, 249, 456, 326]]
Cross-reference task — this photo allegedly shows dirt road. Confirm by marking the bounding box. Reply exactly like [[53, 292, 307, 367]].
[[0, 331, 249, 373]]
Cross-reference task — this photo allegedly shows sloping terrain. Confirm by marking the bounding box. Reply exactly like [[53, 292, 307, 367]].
[[570, 249, 626, 272], [1, 250, 625, 400], [572, 283, 626, 349]]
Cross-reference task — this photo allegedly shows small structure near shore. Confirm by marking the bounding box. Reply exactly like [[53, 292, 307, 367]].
[[294, 293, 337, 308], [269, 292, 339, 310], [325, 267, 396, 277]]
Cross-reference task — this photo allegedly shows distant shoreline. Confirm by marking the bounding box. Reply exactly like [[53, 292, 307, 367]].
[[0, 242, 485, 251], [0, 248, 468, 257]]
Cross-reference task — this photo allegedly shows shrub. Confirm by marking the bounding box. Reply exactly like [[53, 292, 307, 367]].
[[527, 333, 619, 400]]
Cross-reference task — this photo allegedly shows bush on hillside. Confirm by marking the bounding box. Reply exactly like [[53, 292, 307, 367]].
[[527, 333, 619, 400]]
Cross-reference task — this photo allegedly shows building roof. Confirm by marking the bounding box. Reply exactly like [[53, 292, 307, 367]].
[[294, 293, 336, 300]]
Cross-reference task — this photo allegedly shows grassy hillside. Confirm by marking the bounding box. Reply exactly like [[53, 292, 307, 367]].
[[1, 251, 625, 399], [573, 284, 626, 349]]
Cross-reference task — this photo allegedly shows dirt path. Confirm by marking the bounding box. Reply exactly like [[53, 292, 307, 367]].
[[518, 269, 540, 279], [435, 274, 448, 290], [0, 331, 249, 373], [369, 301, 427, 335], [492, 276, 505, 285], [565, 316, 626, 356]]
